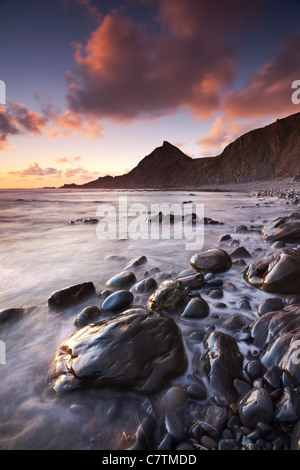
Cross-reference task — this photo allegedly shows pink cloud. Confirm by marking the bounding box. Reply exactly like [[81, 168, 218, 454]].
[[66, 0, 260, 121], [0, 103, 46, 150], [197, 116, 261, 155], [8, 162, 62, 177], [222, 31, 300, 120]]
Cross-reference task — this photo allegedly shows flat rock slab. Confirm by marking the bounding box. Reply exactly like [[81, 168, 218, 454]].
[[50, 308, 187, 394]]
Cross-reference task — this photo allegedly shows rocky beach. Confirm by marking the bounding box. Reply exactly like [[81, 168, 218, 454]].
[[1, 184, 300, 450]]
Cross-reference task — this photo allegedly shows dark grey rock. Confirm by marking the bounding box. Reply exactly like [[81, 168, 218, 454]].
[[218, 439, 238, 450], [157, 433, 173, 451], [234, 224, 247, 232], [201, 331, 244, 402], [251, 305, 300, 384], [101, 290, 133, 314], [181, 297, 209, 319], [262, 213, 300, 243], [244, 248, 300, 294], [74, 306, 101, 328], [190, 248, 232, 274], [165, 412, 185, 442], [125, 256, 147, 270], [230, 247, 251, 258], [148, 280, 188, 315], [246, 360, 263, 381], [257, 297, 285, 316], [275, 387, 300, 424], [238, 388, 273, 428], [208, 288, 223, 299], [0, 308, 25, 324], [263, 365, 281, 389], [176, 272, 205, 290], [234, 379, 252, 396], [106, 271, 136, 288], [48, 282, 95, 309], [130, 278, 157, 295], [186, 383, 207, 401]]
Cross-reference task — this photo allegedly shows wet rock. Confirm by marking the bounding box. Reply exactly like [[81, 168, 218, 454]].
[[234, 379, 252, 396], [101, 290, 133, 314], [222, 314, 252, 333], [230, 247, 251, 258], [157, 386, 187, 414], [238, 388, 273, 428], [0, 308, 25, 324], [251, 305, 300, 384], [291, 420, 300, 450], [124, 256, 147, 270], [285, 294, 300, 305], [51, 308, 187, 394], [130, 278, 157, 295], [257, 297, 285, 316], [208, 288, 223, 299], [186, 383, 207, 401], [200, 435, 217, 449], [165, 412, 185, 442], [130, 416, 155, 450], [48, 282, 96, 309], [157, 433, 173, 451], [148, 280, 188, 315], [244, 248, 300, 294], [262, 213, 300, 243], [275, 387, 300, 424], [201, 331, 244, 402], [190, 248, 232, 274], [234, 224, 247, 232], [105, 271, 136, 288], [176, 272, 204, 290], [68, 217, 98, 225], [263, 365, 281, 389], [218, 234, 232, 243], [74, 306, 101, 328], [218, 439, 238, 450], [199, 406, 229, 436], [246, 361, 263, 381], [213, 302, 227, 309], [239, 300, 252, 311], [98, 289, 113, 304], [271, 241, 286, 249], [181, 297, 209, 319]]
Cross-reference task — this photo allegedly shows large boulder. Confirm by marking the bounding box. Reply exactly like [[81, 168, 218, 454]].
[[190, 248, 232, 274], [244, 248, 300, 294], [201, 331, 244, 402], [262, 213, 300, 243], [50, 308, 187, 394], [251, 305, 300, 384]]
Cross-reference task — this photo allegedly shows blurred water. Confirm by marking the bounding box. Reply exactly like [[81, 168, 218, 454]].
[[0, 188, 293, 449]]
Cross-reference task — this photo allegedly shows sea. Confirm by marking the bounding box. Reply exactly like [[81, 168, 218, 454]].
[[0, 188, 293, 449]]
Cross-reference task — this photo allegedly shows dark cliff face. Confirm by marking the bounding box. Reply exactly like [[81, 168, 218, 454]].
[[61, 112, 300, 189]]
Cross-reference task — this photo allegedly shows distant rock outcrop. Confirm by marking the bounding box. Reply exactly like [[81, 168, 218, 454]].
[[60, 112, 300, 189]]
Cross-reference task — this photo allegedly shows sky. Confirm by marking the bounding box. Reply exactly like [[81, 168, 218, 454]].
[[0, 0, 300, 188]]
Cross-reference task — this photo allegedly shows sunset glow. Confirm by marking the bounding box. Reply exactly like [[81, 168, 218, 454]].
[[1, 0, 300, 188]]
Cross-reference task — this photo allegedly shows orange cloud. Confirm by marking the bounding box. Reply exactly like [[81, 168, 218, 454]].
[[49, 109, 104, 139], [197, 116, 259, 155], [66, 0, 260, 121]]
